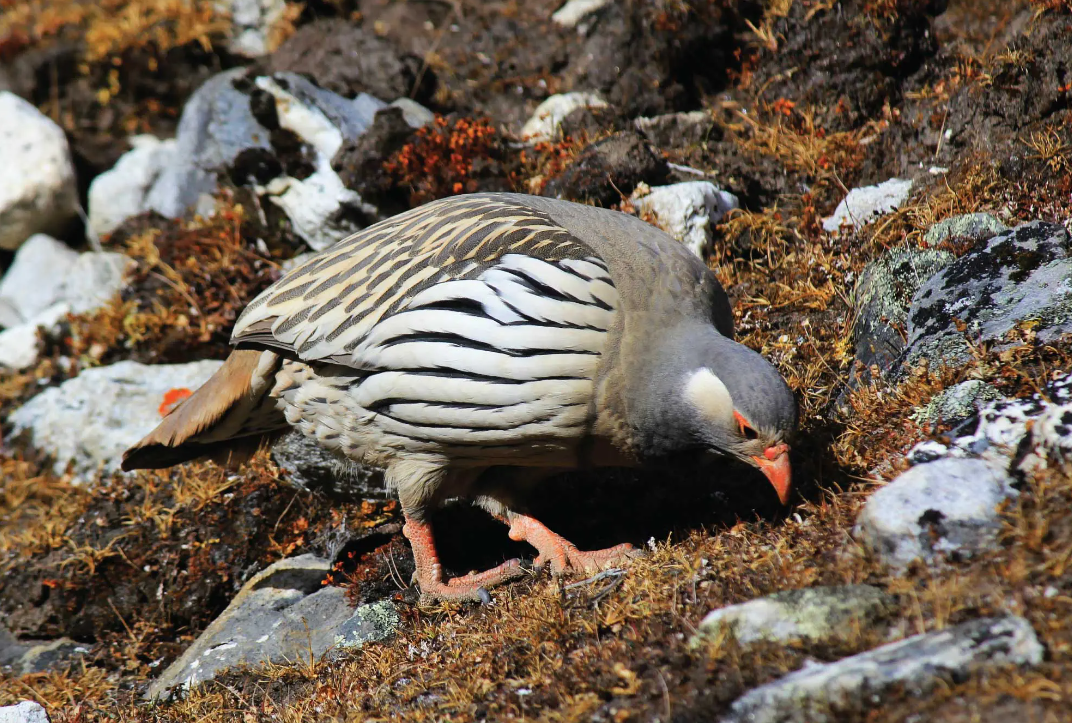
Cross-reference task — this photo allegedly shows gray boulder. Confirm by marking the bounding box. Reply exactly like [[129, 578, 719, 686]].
[[851, 247, 954, 376], [720, 616, 1042, 723], [854, 458, 1016, 571], [6, 359, 223, 481], [692, 585, 894, 649], [148, 554, 398, 699], [145, 68, 270, 219], [270, 431, 388, 501], [905, 221, 1072, 370]]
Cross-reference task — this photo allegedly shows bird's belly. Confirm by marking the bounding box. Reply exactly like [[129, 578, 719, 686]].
[[271, 360, 598, 469]]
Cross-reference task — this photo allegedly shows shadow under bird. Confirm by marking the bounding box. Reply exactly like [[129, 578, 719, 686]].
[[122, 193, 797, 602]]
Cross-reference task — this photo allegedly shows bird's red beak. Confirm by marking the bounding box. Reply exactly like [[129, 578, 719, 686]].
[[751, 443, 791, 505]]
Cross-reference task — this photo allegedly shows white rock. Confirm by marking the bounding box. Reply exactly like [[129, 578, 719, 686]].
[[721, 616, 1042, 723], [0, 234, 79, 322], [7, 359, 224, 481], [0, 303, 70, 370], [0, 701, 50, 723], [88, 135, 178, 237], [853, 458, 1016, 571], [0, 92, 79, 250], [389, 98, 436, 129], [218, 0, 288, 57], [253, 76, 378, 251], [552, 0, 612, 28], [0, 234, 132, 368], [520, 92, 607, 143], [631, 181, 739, 258], [822, 178, 913, 232]]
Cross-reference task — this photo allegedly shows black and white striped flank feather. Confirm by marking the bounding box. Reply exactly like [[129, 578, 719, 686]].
[[232, 195, 622, 450]]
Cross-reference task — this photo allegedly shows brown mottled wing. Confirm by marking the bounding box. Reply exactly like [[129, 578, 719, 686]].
[[121, 350, 287, 470]]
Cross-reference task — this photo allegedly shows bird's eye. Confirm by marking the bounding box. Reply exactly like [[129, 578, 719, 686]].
[[733, 410, 759, 440]]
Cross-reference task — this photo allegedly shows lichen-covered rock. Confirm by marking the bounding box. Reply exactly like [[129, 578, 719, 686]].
[[851, 247, 954, 375], [7, 360, 224, 481], [542, 131, 668, 206], [720, 616, 1042, 723], [912, 380, 1003, 427], [692, 585, 894, 649], [923, 212, 1008, 248], [0, 92, 79, 251], [148, 554, 399, 699], [631, 181, 738, 258], [822, 178, 913, 232], [905, 221, 1072, 370], [87, 135, 177, 238], [907, 374, 1072, 471], [854, 458, 1016, 571], [520, 92, 608, 143]]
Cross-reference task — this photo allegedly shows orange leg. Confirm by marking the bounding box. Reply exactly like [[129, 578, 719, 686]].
[[403, 517, 525, 603], [506, 513, 638, 576]]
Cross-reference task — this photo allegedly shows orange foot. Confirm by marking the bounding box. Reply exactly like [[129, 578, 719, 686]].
[[507, 513, 638, 577], [403, 518, 526, 603]]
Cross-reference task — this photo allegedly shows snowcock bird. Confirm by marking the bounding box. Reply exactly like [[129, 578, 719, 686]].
[[123, 193, 797, 602]]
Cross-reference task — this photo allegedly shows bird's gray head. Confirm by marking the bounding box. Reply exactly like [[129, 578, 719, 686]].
[[626, 322, 798, 504]]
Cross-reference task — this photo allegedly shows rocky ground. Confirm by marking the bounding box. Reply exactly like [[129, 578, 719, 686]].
[[1, 0, 1072, 721]]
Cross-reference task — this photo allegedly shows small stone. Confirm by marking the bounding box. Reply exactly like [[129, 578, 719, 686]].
[[0, 701, 50, 723], [0, 234, 79, 323], [913, 380, 1003, 427], [87, 135, 177, 238], [552, 0, 612, 28], [923, 213, 1008, 248], [720, 616, 1042, 723], [6, 359, 224, 481], [853, 458, 1016, 571], [218, 0, 288, 57], [822, 178, 913, 233], [630, 181, 738, 258], [0, 92, 79, 251], [148, 554, 399, 698], [634, 110, 717, 148], [389, 98, 435, 129], [692, 585, 894, 648], [520, 92, 608, 143]]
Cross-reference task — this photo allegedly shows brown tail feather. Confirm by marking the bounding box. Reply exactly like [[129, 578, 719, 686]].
[[121, 349, 287, 471]]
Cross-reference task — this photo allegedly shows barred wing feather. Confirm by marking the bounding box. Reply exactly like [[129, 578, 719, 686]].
[[232, 195, 620, 447]]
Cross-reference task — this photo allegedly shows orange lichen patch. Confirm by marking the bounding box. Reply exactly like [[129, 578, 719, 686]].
[[383, 116, 502, 206], [158, 387, 193, 416]]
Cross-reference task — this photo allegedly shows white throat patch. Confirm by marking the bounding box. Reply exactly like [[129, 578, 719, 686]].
[[683, 368, 735, 428]]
